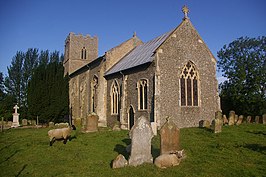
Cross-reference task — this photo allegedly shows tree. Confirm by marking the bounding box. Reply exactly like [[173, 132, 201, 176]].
[[5, 51, 25, 106], [217, 36, 266, 116]]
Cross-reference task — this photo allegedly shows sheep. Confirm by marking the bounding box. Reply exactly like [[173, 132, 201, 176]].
[[48, 125, 76, 146], [154, 149, 185, 168]]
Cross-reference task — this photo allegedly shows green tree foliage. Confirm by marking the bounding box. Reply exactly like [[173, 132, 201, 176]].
[[217, 36, 266, 116], [3, 49, 69, 122], [28, 52, 69, 123]]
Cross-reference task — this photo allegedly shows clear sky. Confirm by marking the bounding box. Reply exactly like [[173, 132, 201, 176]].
[[0, 0, 265, 83]]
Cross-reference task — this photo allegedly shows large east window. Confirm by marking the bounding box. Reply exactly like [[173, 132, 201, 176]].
[[180, 61, 199, 106]]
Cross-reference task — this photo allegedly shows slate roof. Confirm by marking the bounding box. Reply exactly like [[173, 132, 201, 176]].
[[105, 30, 173, 76]]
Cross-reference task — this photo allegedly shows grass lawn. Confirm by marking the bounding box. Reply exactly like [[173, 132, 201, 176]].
[[0, 124, 265, 177]]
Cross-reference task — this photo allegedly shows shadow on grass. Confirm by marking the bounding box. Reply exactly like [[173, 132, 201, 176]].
[[113, 138, 131, 160], [15, 164, 27, 177], [243, 144, 266, 155], [0, 149, 21, 164], [0, 142, 15, 152], [246, 130, 266, 135]]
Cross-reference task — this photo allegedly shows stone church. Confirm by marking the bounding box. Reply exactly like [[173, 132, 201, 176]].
[[63, 6, 220, 130]]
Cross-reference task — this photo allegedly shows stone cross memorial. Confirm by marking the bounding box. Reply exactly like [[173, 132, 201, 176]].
[[128, 116, 154, 166], [11, 105, 20, 128]]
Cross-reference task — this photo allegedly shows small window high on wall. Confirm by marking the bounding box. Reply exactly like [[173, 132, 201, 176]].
[[81, 47, 87, 59], [180, 61, 199, 106], [138, 79, 148, 110]]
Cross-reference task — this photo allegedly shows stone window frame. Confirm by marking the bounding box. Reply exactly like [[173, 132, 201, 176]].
[[179, 61, 200, 107], [137, 78, 149, 111], [110, 79, 120, 115], [90, 75, 98, 113], [81, 47, 87, 59]]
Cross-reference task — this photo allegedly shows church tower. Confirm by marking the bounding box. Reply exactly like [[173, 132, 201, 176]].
[[63, 32, 98, 75]]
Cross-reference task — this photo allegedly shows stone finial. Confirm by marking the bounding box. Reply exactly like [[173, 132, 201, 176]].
[[182, 5, 189, 19], [133, 31, 137, 37]]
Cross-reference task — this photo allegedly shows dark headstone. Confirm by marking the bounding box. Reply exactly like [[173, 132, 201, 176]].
[[160, 118, 180, 154]]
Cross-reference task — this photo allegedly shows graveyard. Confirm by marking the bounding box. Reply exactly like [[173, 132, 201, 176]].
[[0, 123, 265, 176]]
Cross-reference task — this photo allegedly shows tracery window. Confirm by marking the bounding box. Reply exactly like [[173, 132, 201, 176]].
[[180, 61, 199, 106], [111, 80, 119, 115], [138, 79, 148, 110], [81, 47, 87, 59]]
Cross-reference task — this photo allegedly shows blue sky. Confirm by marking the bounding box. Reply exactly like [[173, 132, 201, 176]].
[[0, 0, 265, 83]]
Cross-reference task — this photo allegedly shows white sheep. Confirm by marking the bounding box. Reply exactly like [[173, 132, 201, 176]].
[[48, 125, 76, 146]]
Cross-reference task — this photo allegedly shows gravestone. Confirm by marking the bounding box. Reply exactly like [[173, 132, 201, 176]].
[[32, 120, 36, 126], [22, 119, 28, 126], [7, 121, 12, 127], [199, 120, 210, 128], [215, 111, 223, 121], [236, 115, 243, 125], [49, 122, 55, 128], [228, 111, 235, 126], [11, 105, 20, 128], [255, 116, 260, 124], [84, 113, 99, 132], [234, 115, 239, 124], [263, 114, 266, 125], [28, 120, 32, 125], [212, 118, 222, 133], [246, 116, 252, 123], [223, 115, 228, 125], [128, 116, 154, 166], [160, 117, 180, 154]]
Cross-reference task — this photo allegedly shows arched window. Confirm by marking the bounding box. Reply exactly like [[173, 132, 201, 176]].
[[111, 80, 119, 115], [180, 61, 199, 106], [81, 47, 87, 59], [138, 79, 148, 110]]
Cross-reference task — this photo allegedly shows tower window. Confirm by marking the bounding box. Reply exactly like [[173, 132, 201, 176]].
[[81, 47, 87, 59], [180, 61, 199, 106]]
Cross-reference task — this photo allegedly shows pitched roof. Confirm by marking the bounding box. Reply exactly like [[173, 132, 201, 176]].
[[105, 30, 173, 76]]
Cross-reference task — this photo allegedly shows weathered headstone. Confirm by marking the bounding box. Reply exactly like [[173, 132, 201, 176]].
[[74, 117, 82, 126], [228, 111, 235, 126], [112, 154, 128, 169], [84, 113, 99, 132], [32, 120, 36, 126], [199, 120, 210, 128], [223, 115, 228, 125], [234, 115, 239, 124], [49, 122, 55, 128], [22, 119, 28, 126], [11, 105, 20, 128], [215, 111, 223, 121], [246, 116, 252, 123], [236, 115, 244, 125], [255, 116, 260, 124], [263, 114, 266, 125], [212, 118, 222, 133], [7, 121, 12, 127], [160, 117, 180, 154], [128, 116, 154, 166]]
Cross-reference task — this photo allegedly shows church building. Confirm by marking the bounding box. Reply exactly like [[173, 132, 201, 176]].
[[63, 6, 221, 130]]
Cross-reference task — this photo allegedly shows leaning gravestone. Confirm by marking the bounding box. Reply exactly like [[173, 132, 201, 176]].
[[223, 115, 228, 125], [160, 117, 180, 154], [234, 115, 239, 124], [263, 114, 266, 125], [11, 105, 20, 128], [128, 116, 154, 166], [228, 111, 235, 126], [246, 116, 252, 123], [83, 113, 99, 132], [236, 115, 244, 125], [22, 119, 28, 126]]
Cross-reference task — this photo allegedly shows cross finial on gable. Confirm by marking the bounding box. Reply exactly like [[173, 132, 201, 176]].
[[182, 5, 189, 20]]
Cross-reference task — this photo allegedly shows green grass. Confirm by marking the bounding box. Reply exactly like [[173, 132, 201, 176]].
[[0, 124, 265, 177]]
